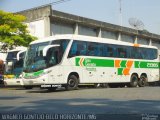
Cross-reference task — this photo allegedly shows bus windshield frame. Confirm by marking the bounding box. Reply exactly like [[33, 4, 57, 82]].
[[23, 39, 70, 73]]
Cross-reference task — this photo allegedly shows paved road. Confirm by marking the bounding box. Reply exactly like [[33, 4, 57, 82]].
[[0, 87, 160, 119]]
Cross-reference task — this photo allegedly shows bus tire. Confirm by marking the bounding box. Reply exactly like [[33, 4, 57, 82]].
[[138, 75, 148, 87], [65, 75, 78, 90], [129, 74, 138, 87]]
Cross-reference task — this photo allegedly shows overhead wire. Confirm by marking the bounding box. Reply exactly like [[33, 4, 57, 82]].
[[48, 0, 72, 5]]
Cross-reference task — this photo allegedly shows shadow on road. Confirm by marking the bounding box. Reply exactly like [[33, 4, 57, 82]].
[[0, 96, 26, 100], [0, 98, 160, 114], [25, 87, 97, 93]]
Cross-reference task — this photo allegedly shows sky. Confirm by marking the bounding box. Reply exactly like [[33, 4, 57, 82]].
[[0, 0, 160, 34]]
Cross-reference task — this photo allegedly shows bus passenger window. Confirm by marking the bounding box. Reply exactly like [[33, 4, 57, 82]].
[[68, 41, 77, 57], [68, 41, 87, 57], [108, 47, 113, 57], [88, 43, 95, 56], [93, 43, 103, 57], [77, 42, 87, 56], [133, 48, 142, 59], [103, 45, 109, 57], [151, 49, 158, 59], [118, 48, 127, 58]]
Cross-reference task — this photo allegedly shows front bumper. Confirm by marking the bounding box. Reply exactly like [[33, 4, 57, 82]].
[[4, 78, 23, 86], [22, 74, 48, 86]]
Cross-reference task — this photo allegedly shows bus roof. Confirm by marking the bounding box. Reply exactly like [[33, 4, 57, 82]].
[[30, 34, 158, 49], [8, 47, 27, 52]]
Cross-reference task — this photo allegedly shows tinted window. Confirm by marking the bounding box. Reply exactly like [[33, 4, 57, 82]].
[[52, 39, 70, 54], [103, 45, 115, 57], [95, 43, 103, 56], [68, 40, 158, 60], [86, 42, 104, 57], [130, 47, 157, 60], [150, 49, 158, 59], [46, 47, 59, 67], [7, 51, 19, 60], [68, 41, 87, 57], [87, 42, 95, 56], [117, 47, 127, 58]]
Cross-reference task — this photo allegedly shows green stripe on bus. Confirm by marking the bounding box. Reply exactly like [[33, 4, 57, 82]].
[[120, 60, 127, 68], [135, 61, 159, 69], [24, 70, 44, 77], [88, 59, 114, 67], [118, 68, 123, 75], [135, 61, 139, 68], [75, 58, 80, 66], [76, 57, 159, 69], [76, 58, 114, 67]]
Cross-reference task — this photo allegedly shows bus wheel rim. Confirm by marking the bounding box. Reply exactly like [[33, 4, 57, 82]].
[[68, 79, 76, 87], [140, 77, 146, 85], [132, 76, 138, 85]]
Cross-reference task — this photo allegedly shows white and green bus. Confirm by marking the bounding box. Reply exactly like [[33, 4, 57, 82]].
[[3, 47, 27, 86], [22, 35, 159, 90]]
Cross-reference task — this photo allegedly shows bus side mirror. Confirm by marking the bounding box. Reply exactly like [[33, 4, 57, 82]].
[[17, 50, 26, 61], [43, 45, 60, 57]]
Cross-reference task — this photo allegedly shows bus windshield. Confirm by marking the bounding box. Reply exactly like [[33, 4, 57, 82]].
[[23, 39, 70, 73], [5, 51, 25, 77]]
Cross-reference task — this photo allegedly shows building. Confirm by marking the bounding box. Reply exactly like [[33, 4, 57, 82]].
[[17, 5, 160, 53]]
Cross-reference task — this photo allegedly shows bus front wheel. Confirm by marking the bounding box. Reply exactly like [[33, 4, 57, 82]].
[[65, 75, 78, 90]]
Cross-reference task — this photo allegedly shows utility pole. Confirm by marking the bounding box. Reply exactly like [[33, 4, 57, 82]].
[[119, 0, 122, 26], [118, 0, 122, 41]]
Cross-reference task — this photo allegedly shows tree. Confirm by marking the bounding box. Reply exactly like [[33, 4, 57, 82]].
[[0, 10, 37, 50]]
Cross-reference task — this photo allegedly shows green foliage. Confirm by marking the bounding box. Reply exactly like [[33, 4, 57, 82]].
[[0, 10, 37, 49]]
